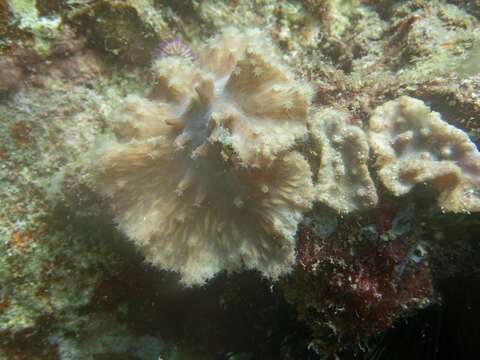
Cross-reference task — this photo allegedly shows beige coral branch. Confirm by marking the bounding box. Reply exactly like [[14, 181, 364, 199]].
[[368, 96, 480, 213], [93, 28, 314, 285], [309, 108, 378, 213]]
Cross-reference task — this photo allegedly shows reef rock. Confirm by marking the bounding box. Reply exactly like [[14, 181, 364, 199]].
[[368, 96, 480, 213], [309, 108, 378, 213], [93, 28, 314, 286]]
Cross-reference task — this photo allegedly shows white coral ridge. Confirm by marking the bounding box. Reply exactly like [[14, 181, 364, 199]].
[[369, 96, 480, 213], [310, 108, 378, 213], [94, 28, 314, 285]]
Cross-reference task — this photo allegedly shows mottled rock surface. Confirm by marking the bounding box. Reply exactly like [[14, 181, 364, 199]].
[[1, 0, 480, 359]]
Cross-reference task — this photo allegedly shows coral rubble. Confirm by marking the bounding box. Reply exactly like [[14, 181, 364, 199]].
[[94, 28, 314, 286]]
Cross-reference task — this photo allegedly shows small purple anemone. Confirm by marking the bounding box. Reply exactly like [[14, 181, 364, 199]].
[[152, 38, 195, 62]]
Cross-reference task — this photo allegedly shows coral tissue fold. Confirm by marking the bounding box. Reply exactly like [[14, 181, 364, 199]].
[[94, 28, 314, 285]]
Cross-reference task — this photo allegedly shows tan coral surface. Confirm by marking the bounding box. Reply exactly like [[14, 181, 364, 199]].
[[309, 108, 378, 213], [94, 29, 314, 285], [368, 96, 480, 213]]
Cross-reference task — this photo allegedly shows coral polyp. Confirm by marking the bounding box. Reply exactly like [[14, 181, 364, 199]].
[[94, 28, 314, 286]]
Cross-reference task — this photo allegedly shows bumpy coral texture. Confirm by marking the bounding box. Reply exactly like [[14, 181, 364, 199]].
[[94, 29, 314, 285], [369, 96, 480, 213], [309, 108, 378, 213]]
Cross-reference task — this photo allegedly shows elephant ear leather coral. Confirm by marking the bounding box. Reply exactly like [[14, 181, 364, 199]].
[[93, 28, 314, 286]]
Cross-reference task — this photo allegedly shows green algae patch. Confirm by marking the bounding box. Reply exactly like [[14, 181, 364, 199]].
[[71, 0, 159, 65], [457, 41, 480, 77], [7, 0, 61, 55]]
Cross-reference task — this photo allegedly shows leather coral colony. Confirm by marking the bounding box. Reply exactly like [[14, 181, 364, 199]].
[[93, 29, 314, 286], [93, 27, 480, 287]]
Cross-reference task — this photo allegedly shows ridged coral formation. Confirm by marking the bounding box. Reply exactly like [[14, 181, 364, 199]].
[[369, 96, 480, 213], [94, 28, 314, 285], [309, 108, 378, 213]]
